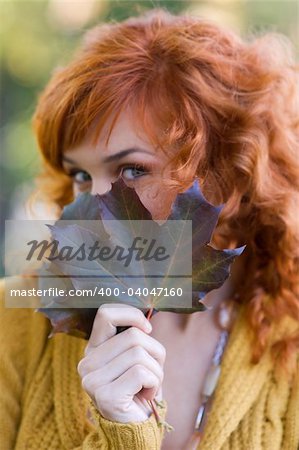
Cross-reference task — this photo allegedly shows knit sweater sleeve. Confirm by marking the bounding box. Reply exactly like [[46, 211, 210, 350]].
[[281, 357, 299, 450], [0, 279, 31, 449], [75, 399, 169, 450], [0, 277, 50, 450]]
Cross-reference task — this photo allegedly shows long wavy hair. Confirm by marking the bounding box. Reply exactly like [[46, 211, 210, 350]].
[[32, 9, 299, 376]]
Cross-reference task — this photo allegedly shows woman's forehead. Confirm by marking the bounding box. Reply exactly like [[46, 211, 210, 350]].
[[64, 106, 172, 159], [67, 112, 152, 154]]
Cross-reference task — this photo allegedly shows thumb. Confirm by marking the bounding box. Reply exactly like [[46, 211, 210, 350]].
[[138, 386, 157, 402]]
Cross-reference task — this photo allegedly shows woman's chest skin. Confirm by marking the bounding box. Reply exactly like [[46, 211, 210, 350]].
[[150, 314, 222, 450], [160, 345, 206, 449]]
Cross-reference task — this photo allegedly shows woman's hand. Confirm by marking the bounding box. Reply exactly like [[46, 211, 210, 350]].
[[77, 303, 166, 423]]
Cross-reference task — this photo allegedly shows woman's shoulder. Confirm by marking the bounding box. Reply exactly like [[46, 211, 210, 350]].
[[0, 276, 45, 323], [0, 276, 52, 356], [0, 276, 86, 369], [0, 277, 55, 404]]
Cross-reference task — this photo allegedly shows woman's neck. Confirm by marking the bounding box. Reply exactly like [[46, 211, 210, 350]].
[[150, 253, 245, 333]]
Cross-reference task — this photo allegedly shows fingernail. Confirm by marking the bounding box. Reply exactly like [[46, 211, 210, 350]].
[[145, 321, 152, 332]]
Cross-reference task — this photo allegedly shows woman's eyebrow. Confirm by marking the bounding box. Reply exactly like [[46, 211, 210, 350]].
[[102, 148, 152, 163], [62, 147, 152, 166], [62, 155, 78, 165]]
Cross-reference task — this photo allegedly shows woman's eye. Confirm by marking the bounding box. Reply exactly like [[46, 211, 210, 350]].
[[70, 170, 92, 185], [121, 165, 148, 181]]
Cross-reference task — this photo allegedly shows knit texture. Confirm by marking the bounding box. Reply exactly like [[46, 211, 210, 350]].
[[0, 277, 298, 450]]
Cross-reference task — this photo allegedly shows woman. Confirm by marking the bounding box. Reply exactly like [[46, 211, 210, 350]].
[[1, 8, 299, 450]]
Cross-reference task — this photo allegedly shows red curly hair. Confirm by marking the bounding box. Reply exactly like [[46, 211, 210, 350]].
[[32, 9, 299, 376]]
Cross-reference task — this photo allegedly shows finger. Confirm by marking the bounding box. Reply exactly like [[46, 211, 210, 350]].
[[101, 365, 160, 404], [138, 386, 157, 402], [87, 303, 152, 350], [79, 345, 164, 387], [82, 326, 166, 368], [135, 385, 163, 408]]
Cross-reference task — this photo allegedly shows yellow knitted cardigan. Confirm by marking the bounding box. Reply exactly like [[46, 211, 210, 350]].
[[1, 277, 298, 450]]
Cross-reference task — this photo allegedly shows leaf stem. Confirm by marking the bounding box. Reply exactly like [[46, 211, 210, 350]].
[[146, 306, 154, 321], [144, 306, 174, 433], [148, 399, 160, 422]]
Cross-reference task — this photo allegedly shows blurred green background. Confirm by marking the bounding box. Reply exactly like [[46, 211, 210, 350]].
[[0, 0, 298, 275]]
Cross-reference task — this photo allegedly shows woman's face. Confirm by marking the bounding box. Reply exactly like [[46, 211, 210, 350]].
[[62, 109, 180, 220]]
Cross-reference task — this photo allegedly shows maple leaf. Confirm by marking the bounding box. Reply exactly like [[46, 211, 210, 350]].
[[37, 178, 245, 338]]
